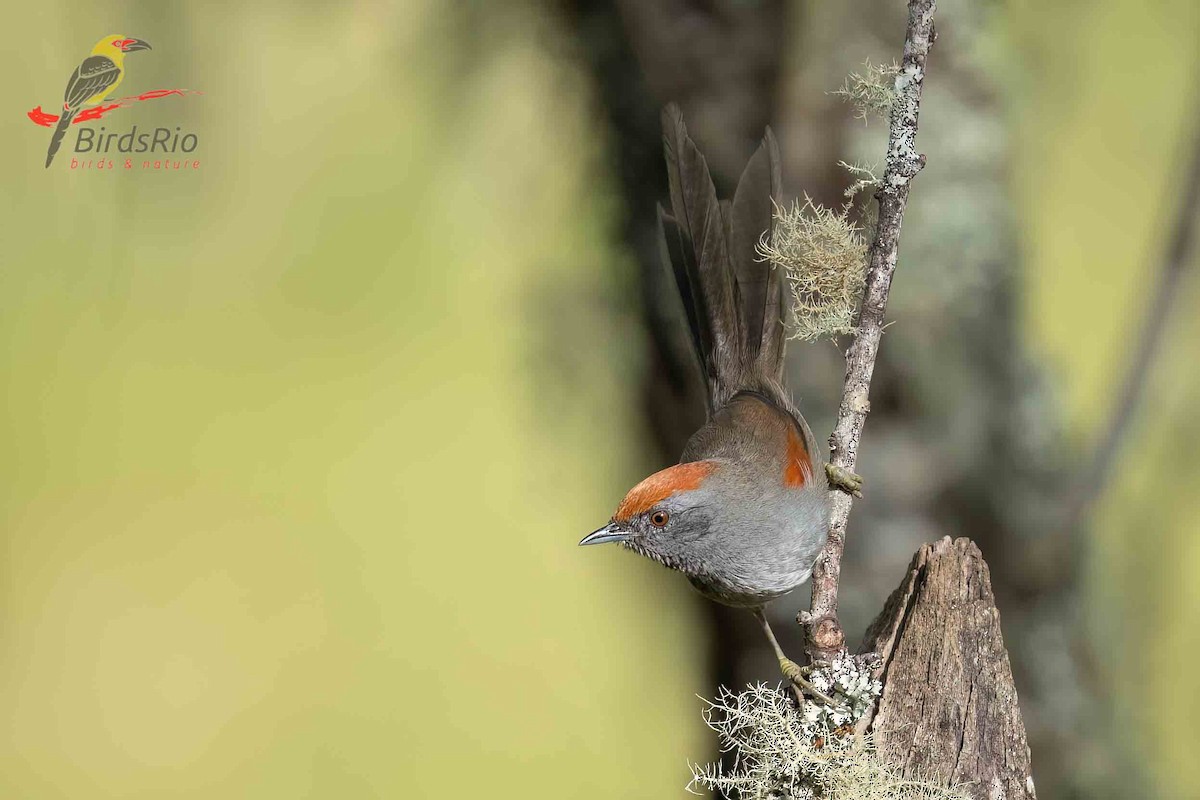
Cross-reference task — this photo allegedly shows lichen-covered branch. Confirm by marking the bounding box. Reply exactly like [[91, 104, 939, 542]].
[[804, 0, 937, 662]]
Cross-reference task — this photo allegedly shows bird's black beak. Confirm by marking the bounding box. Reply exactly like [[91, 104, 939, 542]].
[[579, 521, 629, 546], [123, 38, 152, 52]]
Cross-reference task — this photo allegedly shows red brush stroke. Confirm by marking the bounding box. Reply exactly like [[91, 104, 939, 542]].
[[26, 89, 201, 127]]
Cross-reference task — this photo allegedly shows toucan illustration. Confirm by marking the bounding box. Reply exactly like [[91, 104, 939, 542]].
[[45, 35, 151, 168]]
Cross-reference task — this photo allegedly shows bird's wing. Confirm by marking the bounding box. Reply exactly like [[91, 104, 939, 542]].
[[63, 55, 120, 109]]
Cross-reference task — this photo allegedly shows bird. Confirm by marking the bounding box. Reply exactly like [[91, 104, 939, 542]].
[[44, 35, 152, 168], [580, 105, 861, 700]]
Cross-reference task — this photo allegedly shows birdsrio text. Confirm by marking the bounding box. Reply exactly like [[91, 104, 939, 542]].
[[73, 125, 198, 154]]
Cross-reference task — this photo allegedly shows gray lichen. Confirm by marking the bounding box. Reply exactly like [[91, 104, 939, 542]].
[[756, 198, 868, 342], [688, 657, 968, 799], [831, 60, 901, 121]]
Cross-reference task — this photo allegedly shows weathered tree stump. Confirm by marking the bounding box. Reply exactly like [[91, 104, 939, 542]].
[[862, 537, 1036, 799]]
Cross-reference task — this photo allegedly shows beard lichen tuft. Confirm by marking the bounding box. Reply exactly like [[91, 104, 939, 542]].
[[831, 59, 901, 121], [757, 197, 868, 342], [688, 657, 969, 800]]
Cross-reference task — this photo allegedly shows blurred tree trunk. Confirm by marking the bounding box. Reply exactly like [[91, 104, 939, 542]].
[[557, 0, 803, 698], [559, 0, 860, 706]]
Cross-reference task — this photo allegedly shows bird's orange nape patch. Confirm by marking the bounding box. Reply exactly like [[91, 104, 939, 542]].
[[783, 425, 813, 488], [614, 461, 716, 521]]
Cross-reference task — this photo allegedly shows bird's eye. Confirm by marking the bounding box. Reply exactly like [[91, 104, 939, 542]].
[[112, 40, 123, 47], [650, 510, 669, 528]]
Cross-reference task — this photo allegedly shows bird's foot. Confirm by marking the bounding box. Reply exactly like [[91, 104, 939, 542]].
[[779, 658, 839, 707], [825, 463, 863, 498]]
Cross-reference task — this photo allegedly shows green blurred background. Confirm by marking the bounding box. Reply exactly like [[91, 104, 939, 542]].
[[0, 1, 1197, 797]]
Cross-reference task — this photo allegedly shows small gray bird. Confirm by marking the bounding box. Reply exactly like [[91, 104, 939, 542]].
[[580, 106, 857, 696]]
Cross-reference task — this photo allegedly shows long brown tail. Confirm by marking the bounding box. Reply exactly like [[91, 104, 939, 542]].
[[45, 109, 76, 168], [657, 104, 784, 413]]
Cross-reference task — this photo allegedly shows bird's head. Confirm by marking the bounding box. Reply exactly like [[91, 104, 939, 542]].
[[580, 460, 721, 571], [92, 36, 152, 59]]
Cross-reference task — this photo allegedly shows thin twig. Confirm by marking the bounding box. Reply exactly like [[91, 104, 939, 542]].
[[803, 0, 938, 663], [1064, 96, 1200, 530]]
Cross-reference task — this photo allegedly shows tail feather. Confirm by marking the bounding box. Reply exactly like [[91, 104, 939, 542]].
[[730, 127, 784, 382], [658, 104, 786, 411], [661, 104, 742, 407], [45, 109, 76, 168], [657, 206, 706, 365]]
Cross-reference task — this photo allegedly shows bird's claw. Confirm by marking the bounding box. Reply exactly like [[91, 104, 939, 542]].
[[779, 658, 839, 707], [825, 463, 863, 498]]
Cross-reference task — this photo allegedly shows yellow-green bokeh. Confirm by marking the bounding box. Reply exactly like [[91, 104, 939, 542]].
[[1, 3, 704, 797], [1011, 0, 1200, 793]]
